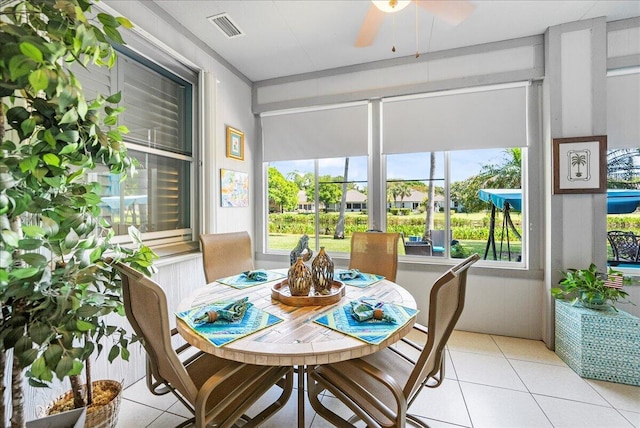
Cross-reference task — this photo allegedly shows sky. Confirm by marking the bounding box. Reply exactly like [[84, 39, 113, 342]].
[[271, 148, 507, 186]]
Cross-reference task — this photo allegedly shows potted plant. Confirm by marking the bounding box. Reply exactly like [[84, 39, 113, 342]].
[[551, 263, 634, 310], [0, 1, 156, 427]]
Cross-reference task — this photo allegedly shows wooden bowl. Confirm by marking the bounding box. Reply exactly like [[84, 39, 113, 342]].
[[271, 279, 345, 306]]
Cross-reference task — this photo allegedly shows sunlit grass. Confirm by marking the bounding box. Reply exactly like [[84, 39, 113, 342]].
[[267, 234, 522, 261]]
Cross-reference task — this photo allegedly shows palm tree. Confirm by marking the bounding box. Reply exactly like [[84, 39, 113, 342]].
[[396, 182, 412, 206], [450, 148, 522, 213], [388, 183, 402, 208], [423, 152, 436, 240], [334, 158, 349, 239]]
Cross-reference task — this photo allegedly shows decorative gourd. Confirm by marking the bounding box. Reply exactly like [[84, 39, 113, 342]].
[[312, 246, 334, 295], [288, 256, 312, 296]]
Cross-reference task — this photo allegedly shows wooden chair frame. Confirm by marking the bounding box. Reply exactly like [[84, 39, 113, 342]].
[[349, 231, 401, 282], [199, 231, 254, 283], [307, 254, 480, 428], [116, 264, 293, 428]]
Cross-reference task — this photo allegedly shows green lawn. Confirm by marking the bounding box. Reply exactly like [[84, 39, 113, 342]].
[[268, 233, 521, 261]]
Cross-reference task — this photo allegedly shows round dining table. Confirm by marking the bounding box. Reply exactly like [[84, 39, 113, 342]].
[[175, 269, 417, 427]]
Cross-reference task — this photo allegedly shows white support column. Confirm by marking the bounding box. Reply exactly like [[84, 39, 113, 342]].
[[543, 18, 608, 347]]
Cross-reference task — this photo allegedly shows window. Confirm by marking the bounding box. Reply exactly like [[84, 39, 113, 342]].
[[75, 47, 197, 246], [381, 83, 530, 264], [267, 156, 368, 254], [262, 102, 369, 255], [386, 148, 523, 261], [605, 69, 640, 266], [261, 83, 535, 266]]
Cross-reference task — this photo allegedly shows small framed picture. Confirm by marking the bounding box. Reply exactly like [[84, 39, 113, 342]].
[[226, 126, 244, 160], [552, 135, 607, 194]]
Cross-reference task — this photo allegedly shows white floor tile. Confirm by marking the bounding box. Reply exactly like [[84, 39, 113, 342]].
[[165, 400, 192, 418], [410, 417, 473, 428], [510, 359, 610, 406], [245, 384, 315, 428], [444, 349, 458, 380], [115, 399, 163, 428], [111, 332, 640, 428], [147, 411, 188, 427], [460, 382, 553, 428], [409, 378, 471, 427], [122, 378, 179, 411], [491, 335, 567, 366], [586, 379, 640, 412], [535, 394, 634, 428], [620, 410, 640, 428], [448, 330, 503, 356], [310, 395, 366, 427], [450, 350, 527, 391]]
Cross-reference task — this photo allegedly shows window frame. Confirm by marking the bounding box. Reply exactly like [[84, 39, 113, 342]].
[[100, 44, 199, 249]]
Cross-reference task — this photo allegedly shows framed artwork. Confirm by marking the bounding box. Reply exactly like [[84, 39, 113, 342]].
[[220, 169, 249, 207], [226, 126, 244, 160], [552, 135, 607, 194]]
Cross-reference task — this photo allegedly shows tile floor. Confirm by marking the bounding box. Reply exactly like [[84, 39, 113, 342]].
[[116, 330, 640, 428]]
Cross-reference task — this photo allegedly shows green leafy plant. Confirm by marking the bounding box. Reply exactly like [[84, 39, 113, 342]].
[[0, 0, 157, 425], [551, 263, 634, 311]]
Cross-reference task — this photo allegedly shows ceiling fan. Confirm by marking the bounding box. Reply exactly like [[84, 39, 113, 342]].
[[355, 0, 476, 48]]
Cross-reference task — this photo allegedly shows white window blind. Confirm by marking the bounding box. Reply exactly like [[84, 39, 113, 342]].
[[607, 71, 640, 149], [261, 103, 369, 161], [382, 83, 529, 154]]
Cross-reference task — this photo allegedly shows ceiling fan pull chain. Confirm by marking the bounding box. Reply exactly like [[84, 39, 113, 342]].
[[415, 1, 419, 58], [392, 12, 396, 52]]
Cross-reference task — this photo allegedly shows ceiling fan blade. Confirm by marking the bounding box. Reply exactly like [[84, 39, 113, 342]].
[[355, 4, 386, 47], [417, 0, 476, 26]]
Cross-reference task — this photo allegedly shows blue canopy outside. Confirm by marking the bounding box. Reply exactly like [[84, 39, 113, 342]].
[[478, 189, 522, 212], [478, 189, 640, 214]]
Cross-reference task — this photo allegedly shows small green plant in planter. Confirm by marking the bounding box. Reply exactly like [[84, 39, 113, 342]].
[[551, 263, 635, 311]]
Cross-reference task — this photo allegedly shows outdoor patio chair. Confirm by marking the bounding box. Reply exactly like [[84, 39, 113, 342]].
[[349, 231, 400, 282], [116, 263, 293, 428], [200, 231, 254, 283], [607, 230, 640, 263], [307, 254, 480, 428], [401, 233, 433, 256]]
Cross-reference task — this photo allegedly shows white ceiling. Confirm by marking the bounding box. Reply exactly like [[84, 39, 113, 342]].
[[146, 0, 639, 82]]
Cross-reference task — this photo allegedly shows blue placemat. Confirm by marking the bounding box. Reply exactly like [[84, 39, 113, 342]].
[[176, 301, 283, 347], [216, 269, 286, 289], [314, 301, 418, 345], [333, 269, 384, 288]]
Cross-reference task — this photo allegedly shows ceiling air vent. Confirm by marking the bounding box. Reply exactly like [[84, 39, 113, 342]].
[[208, 13, 244, 39]]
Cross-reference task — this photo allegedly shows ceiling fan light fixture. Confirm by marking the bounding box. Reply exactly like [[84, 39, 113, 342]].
[[372, 0, 411, 13]]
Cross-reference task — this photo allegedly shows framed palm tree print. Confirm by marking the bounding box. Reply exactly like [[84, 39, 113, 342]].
[[553, 135, 607, 194]]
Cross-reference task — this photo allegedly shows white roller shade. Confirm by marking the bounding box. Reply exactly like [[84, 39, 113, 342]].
[[261, 103, 369, 161], [382, 84, 529, 154], [607, 71, 640, 149]]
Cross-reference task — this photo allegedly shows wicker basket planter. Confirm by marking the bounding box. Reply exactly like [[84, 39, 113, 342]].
[[44, 380, 122, 428]]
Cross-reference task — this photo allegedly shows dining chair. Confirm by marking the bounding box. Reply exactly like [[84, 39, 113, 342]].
[[200, 231, 254, 283], [116, 264, 293, 428], [307, 253, 480, 428], [349, 231, 401, 282]]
